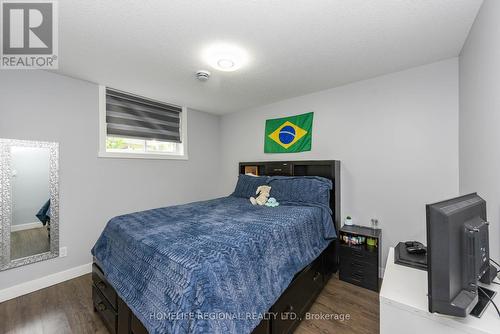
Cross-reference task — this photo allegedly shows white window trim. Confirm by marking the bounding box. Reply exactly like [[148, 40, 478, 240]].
[[97, 85, 188, 160]]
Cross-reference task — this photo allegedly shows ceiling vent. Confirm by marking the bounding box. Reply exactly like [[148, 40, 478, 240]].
[[196, 70, 211, 82]]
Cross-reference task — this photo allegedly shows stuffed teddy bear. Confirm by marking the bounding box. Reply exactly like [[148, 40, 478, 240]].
[[250, 185, 271, 206]]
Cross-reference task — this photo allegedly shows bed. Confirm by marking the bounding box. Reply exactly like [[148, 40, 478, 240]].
[[91, 160, 341, 334]]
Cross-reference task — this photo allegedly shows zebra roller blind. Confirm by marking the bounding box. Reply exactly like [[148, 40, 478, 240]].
[[106, 88, 182, 143]]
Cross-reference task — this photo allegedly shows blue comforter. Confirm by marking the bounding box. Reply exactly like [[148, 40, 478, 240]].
[[91, 196, 335, 334]]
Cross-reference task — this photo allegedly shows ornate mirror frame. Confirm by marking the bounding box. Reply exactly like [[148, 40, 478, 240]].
[[0, 139, 60, 270]]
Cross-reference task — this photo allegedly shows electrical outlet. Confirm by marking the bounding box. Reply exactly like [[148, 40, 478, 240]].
[[59, 247, 67, 257]]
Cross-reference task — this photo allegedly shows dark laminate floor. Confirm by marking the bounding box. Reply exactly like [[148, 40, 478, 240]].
[[0, 274, 379, 334], [295, 275, 379, 334], [10, 227, 50, 260]]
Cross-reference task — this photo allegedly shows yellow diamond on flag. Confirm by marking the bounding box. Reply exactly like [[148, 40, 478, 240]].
[[268, 121, 308, 149]]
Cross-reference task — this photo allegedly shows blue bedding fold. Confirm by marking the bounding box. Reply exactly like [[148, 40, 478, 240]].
[[92, 196, 335, 334], [35, 199, 51, 225]]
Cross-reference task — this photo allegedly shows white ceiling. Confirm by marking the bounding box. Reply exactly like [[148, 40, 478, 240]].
[[57, 0, 483, 114]]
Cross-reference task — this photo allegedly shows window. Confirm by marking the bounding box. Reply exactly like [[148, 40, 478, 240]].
[[98, 86, 187, 159]]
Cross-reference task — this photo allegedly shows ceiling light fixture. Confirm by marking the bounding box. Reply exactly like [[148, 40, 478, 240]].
[[217, 59, 235, 69], [203, 43, 249, 72]]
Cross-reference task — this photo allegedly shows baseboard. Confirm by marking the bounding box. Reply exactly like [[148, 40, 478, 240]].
[[0, 262, 92, 303], [11, 222, 44, 232]]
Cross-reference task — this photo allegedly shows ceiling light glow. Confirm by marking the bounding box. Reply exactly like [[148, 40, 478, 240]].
[[217, 59, 235, 69], [203, 43, 249, 72]]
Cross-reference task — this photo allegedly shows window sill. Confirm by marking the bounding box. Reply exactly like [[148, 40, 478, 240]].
[[98, 151, 188, 160]]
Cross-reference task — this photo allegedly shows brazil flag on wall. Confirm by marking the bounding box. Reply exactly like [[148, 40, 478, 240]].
[[264, 112, 313, 153]]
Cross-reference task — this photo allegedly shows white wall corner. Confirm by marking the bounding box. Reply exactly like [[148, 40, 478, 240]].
[[380, 266, 385, 279]]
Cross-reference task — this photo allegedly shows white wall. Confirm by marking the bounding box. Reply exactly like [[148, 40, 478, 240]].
[[11, 147, 50, 226], [459, 0, 500, 260], [220, 59, 460, 268], [0, 57, 465, 289], [0, 70, 224, 290]]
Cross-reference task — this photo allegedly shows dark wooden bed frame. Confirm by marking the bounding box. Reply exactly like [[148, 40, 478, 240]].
[[92, 160, 341, 334]]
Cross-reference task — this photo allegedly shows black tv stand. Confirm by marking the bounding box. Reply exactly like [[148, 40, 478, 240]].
[[470, 287, 497, 318]]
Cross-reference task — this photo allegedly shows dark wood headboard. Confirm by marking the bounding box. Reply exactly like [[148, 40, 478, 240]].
[[238, 160, 341, 234]]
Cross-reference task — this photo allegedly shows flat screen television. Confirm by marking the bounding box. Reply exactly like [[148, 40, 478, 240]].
[[426, 193, 490, 317]]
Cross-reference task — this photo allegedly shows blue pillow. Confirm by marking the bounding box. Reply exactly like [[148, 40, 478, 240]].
[[267, 176, 332, 207], [232, 174, 270, 198], [35, 199, 51, 226]]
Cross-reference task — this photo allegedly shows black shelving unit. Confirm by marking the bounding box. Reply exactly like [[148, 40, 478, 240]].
[[339, 225, 382, 292]]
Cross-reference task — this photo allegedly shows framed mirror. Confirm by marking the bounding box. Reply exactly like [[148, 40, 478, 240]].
[[0, 139, 59, 270]]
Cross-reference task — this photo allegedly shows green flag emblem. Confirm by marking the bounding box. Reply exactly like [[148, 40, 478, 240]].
[[264, 112, 313, 153]]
